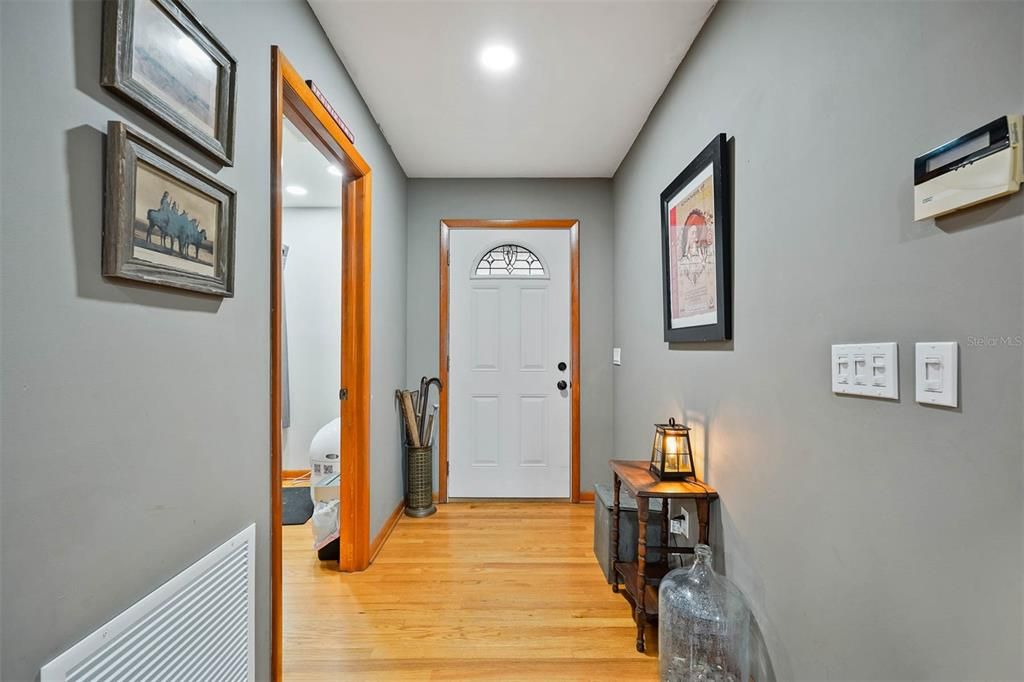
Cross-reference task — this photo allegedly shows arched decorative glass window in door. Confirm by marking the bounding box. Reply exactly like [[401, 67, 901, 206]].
[[474, 244, 547, 277]]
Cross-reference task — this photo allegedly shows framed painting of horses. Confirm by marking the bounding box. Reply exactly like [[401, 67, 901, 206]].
[[103, 121, 236, 297], [660, 133, 732, 343], [102, 0, 237, 165]]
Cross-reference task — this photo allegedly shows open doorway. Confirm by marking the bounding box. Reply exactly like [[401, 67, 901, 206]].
[[270, 47, 372, 680], [279, 115, 343, 545]]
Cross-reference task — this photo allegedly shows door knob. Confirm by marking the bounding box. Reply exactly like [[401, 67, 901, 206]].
[[557, 362, 567, 372], [557, 380, 568, 391]]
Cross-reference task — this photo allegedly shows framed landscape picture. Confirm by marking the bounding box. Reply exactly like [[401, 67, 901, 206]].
[[660, 133, 732, 343], [104, 121, 236, 297], [102, 0, 236, 165]]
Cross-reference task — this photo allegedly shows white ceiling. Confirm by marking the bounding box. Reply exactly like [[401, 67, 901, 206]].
[[309, 1, 716, 178], [282, 118, 344, 207]]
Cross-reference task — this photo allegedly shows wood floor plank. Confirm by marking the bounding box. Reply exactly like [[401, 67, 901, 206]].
[[283, 501, 658, 680]]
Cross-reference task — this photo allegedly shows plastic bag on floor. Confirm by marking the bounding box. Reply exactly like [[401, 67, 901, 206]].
[[311, 499, 340, 550]]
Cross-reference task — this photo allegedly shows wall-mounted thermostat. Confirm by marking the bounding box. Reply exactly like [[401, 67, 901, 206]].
[[914, 114, 1023, 221]]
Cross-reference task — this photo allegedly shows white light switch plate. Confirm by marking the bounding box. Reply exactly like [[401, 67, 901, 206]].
[[916, 342, 958, 407], [612, 347, 621, 366], [832, 343, 899, 400], [670, 509, 689, 538]]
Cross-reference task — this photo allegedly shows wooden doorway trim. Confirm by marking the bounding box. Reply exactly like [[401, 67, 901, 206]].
[[271, 46, 372, 681], [438, 219, 581, 503]]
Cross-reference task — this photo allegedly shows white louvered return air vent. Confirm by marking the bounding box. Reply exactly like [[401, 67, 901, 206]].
[[41, 524, 256, 682]]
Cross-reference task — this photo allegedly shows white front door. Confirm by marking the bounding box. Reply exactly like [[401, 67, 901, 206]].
[[448, 229, 572, 498]]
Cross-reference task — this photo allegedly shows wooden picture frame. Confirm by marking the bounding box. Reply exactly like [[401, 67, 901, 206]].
[[660, 133, 732, 343], [102, 0, 237, 165], [104, 120, 236, 297]]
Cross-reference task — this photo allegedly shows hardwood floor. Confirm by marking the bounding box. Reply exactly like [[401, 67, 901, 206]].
[[282, 501, 658, 680]]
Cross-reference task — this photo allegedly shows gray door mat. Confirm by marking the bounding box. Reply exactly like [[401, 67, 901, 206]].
[[282, 486, 314, 525]]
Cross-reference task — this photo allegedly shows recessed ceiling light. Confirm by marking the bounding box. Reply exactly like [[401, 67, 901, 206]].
[[285, 185, 308, 196], [479, 44, 517, 74], [326, 164, 343, 177]]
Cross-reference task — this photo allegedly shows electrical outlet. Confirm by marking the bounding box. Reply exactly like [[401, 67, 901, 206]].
[[670, 509, 689, 538]]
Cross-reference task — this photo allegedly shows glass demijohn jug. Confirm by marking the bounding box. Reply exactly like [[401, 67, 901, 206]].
[[658, 544, 751, 682]]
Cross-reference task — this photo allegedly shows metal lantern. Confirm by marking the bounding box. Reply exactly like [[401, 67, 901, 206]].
[[650, 418, 695, 481]]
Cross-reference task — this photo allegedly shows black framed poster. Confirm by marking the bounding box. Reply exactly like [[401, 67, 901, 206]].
[[660, 133, 732, 343]]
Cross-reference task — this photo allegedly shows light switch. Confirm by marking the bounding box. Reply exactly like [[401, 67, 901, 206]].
[[832, 343, 899, 400], [853, 355, 867, 385], [871, 354, 887, 386], [916, 342, 957, 407], [612, 347, 622, 366], [836, 355, 850, 384]]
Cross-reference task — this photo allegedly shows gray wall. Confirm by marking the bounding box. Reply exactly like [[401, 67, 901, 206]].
[[0, 1, 406, 679], [406, 179, 614, 495], [612, 1, 1024, 679]]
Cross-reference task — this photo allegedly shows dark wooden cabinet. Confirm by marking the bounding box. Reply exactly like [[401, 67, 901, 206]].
[[609, 460, 719, 653]]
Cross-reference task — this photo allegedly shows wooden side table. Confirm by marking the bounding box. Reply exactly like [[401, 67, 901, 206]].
[[609, 459, 719, 653]]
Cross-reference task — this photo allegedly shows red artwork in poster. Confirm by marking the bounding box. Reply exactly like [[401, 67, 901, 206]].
[[666, 163, 717, 329]]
